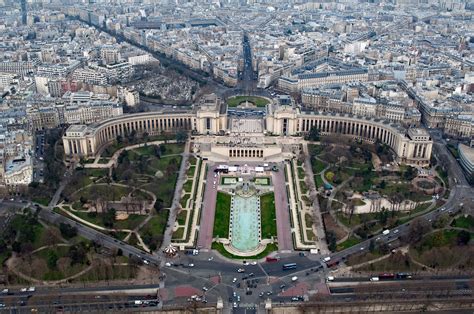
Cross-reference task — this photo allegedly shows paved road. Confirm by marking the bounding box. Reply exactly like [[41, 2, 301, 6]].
[[197, 164, 218, 249], [271, 163, 293, 251], [239, 32, 257, 93]]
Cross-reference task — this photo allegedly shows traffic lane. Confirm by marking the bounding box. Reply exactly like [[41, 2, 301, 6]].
[[190, 261, 266, 278], [39, 210, 155, 264], [330, 198, 463, 262], [260, 257, 320, 277], [0, 200, 26, 210], [16, 284, 161, 296]]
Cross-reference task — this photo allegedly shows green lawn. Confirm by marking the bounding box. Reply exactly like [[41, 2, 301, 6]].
[[311, 158, 327, 174], [109, 231, 129, 240], [74, 184, 129, 202], [254, 177, 271, 185], [180, 194, 191, 208], [260, 193, 277, 239], [33, 197, 50, 206], [188, 165, 196, 178], [435, 166, 449, 187], [84, 168, 109, 178], [148, 155, 181, 171], [212, 242, 278, 259], [142, 212, 168, 237], [356, 252, 421, 272], [336, 236, 361, 251], [299, 180, 308, 195], [71, 211, 106, 228], [227, 96, 270, 107], [172, 227, 185, 240], [308, 144, 324, 156], [451, 215, 474, 230], [130, 189, 153, 202], [183, 179, 193, 193], [297, 167, 305, 179], [306, 229, 316, 241], [102, 142, 126, 157], [33, 224, 66, 250], [72, 265, 138, 283], [336, 212, 379, 229], [131, 145, 156, 156], [177, 210, 188, 225], [21, 245, 90, 281], [141, 156, 182, 207], [188, 156, 197, 166], [304, 213, 313, 227], [314, 175, 324, 189], [139, 209, 170, 250], [114, 214, 147, 230], [160, 143, 185, 156], [69, 210, 145, 231], [414, 229, 467, 253], [222, 176, 237, 184], [213, 192, 231, 238]]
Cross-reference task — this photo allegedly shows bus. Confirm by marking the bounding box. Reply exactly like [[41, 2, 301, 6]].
[[282, 263, 297, 270], [266, 256, 280, 262]]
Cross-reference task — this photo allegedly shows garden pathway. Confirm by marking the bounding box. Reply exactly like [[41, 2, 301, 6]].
[[86, 140, 178, 169], [325, 176, 354, 235], [302, 142, 328, 254], [160, 140, 191, 252]]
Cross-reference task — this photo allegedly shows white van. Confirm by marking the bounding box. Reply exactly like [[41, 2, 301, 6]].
[[382, 229, 390, 235], [323, 257, 331, 262], [370, 277, 379, 282], [326, 276, 335, 282], [291, 276, 298, 282]]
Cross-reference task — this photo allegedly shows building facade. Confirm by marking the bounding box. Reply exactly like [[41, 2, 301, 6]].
[[458, 143, 474, 184], [63, 95, 433, 167]]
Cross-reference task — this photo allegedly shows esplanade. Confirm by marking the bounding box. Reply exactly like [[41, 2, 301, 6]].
[[63, 94, 433, 167]]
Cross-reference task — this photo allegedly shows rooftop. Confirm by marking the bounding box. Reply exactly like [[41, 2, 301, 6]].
[[459, 143, 474, 164]]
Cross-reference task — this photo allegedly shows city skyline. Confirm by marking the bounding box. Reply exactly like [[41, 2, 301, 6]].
[[0, 1, 472, 312]]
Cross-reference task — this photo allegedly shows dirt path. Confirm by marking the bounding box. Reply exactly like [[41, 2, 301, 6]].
[[6, 254, 94, 285]]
